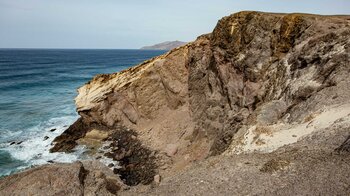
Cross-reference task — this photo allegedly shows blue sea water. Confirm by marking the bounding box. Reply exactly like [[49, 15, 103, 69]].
[[0, 49, 166, 177]]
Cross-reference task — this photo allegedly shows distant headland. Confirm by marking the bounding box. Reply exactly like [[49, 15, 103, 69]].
[[140, 40, 187, 50]]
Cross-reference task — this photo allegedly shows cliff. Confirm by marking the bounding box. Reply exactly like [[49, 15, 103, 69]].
[[1, 11, 350, 195], [140, 41, 187, 50]]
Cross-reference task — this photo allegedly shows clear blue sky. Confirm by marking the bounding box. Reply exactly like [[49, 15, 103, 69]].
[[0, 0, 349, 49]]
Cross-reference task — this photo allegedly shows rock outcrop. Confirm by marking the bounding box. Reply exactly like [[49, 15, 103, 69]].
[[0, 161, 125, 196], [2, 11, 350, 195], [53, 11, 350, 159], [120, 123, 350, 195]]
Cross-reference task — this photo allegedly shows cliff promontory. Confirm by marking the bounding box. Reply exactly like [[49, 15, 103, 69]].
[[140, 41, 187, 50], [1, 11, 350, 195]]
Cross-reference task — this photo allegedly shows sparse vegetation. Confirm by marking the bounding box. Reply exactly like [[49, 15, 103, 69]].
[[252, 126, 273, 144], [303, 113, 316, 123], [255, 138, 266, 145], [260, 158, 291, 173], [303, 111, 322, 123], [254, 126, 273, 136]]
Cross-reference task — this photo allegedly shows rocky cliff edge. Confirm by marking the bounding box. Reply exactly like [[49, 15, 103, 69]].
[[1, 11, 350, 195]]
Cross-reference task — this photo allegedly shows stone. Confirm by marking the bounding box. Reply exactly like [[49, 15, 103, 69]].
[[43, 136, 49, 141], [256, 100, 287, 125], [108, 163, 115, 168], [103, 145, 110, 150], [154, 174, 161, 184], [49, 128, 56, 132], [84, 129, 109, 140], [114, 151, 126, 161], [165, 144, 178, 157], [49, 118, 89, 153], [336, 135, 350, 152]]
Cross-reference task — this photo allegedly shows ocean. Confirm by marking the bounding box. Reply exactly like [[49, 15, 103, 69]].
[[0, 49, 166, 177]]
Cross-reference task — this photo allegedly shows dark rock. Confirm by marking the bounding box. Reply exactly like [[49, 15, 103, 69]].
[[16, 141, 23, 145], [43, 136, 49, 141], [108, 163, 114, 168], [336, 135, 350, 152], [49, 128, 57, 132], [109, 128, 157, 186], [9, 141, 16, 145], [105, 178, 121, 194], [103, 145, 110, 150], [104, 152, 114, 158], [114, 151, 126, 161], [50, 118, 89, 153]]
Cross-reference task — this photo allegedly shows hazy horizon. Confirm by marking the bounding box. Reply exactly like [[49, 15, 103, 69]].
[[1, 0, 350, 49]]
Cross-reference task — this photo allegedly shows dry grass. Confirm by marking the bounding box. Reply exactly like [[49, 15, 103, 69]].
[[251, 126, 273, 144], [260, 158, 291, 173], [303, 111, 322, 123], [255, 138, 266, 146], [254, 126, 273, 136], [303, 113, 316, 123]]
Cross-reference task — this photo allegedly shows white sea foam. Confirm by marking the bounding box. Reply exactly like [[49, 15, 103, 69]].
[[1, 114, 122, 175], [2, 115, 86, 171], [2, 114, 126, 177], [98, 141, 120, 169]]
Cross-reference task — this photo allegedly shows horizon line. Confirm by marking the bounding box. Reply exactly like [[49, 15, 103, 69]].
[[0, 47, 169, 50]]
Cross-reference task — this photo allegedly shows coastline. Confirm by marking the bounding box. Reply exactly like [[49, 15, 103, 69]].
[[1, 11, 350, 195], [0, 49, 165, 177]]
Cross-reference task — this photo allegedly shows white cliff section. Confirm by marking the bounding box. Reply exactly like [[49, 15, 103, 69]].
[[230, 104, 350, 154]]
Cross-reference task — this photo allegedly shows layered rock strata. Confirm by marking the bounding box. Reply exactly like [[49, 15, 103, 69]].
[[53, 11, 350, 161], [1, 11, 349, 195]]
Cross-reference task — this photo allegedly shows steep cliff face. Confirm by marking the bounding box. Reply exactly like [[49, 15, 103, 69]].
[[2, 11, 350, 195], [70, 45, 193, 153], [51, 11, 350, 183], [188, 12, 350, 155]]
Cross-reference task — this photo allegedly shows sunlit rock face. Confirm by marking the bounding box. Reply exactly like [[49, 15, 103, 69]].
[[2, 11, 350, 196], [54, 11, 350, 164]]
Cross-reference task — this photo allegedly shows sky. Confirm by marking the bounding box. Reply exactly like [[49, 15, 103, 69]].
[[0, 0, 349, 49]]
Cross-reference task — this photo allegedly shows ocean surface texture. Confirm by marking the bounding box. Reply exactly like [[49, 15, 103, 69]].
[[0, 49, 165, 177]]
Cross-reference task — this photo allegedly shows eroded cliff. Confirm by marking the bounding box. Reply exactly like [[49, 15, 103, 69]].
[[4, 11, 349, 195], [54, 11, 349, 151]]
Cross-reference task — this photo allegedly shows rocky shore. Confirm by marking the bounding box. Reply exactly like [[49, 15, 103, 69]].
[[1, 11, 350, 195]]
